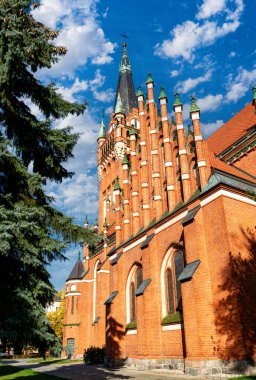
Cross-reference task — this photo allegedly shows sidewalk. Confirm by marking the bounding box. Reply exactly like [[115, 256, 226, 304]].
[[1, 359, 230, 380]]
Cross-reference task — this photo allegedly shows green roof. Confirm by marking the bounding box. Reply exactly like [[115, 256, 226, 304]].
[[103, 217, 108, 228], [173, 92, 182, 108], [122, 152, 129, 165], [190, 95, 200, 113], [98, 115, 106, 139], [115, 92, 124, 114], [136, 86, 144, 97], [129, 126, 136, 136], [158, 86, 167, 100], [114, 176, 121, 190], [252, 85, 256, 101], [146, 72, 154, 84], [84, 214, 88, 224]]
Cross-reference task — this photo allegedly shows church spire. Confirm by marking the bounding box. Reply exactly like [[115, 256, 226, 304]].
[[114, 42, 136, 115]]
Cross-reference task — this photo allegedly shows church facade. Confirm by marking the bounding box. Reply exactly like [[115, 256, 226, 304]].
[[63, 43, 256, 376]]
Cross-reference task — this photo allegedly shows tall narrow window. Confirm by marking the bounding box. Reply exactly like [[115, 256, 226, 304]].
[[174, 250, 183, 309], [130, 282, 136, 321], [136, 267, 143, 289], [166, 268, 174, 314], [71, 296, 74, 315]]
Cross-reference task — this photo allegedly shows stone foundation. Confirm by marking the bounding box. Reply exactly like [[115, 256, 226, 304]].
[[105, 356, 256, 376], [185, 359, 256, 376], [105, 356, 185, 372]]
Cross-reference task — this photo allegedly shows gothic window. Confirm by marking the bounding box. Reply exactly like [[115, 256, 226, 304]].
[[126, 264, 143, 324], [161, 247, 184, 319], [71, 296, 74, 315], [136, 266, 143, 289], [174, 250, 183, 309], [130, 282, 136, 321], [166, 268, 174, 314]]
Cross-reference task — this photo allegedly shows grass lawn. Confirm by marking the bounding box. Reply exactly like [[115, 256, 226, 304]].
[[0, 364, 65, 379], [230, 377, 256, 380]]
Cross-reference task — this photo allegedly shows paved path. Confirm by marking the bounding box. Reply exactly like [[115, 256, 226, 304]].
[[1, 359, 228, 380]]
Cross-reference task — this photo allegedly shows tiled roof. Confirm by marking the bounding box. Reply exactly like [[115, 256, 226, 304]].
[[67, 260, 85, 281], [208, 149, 256, 184], [207, 102, 256, 156], [107, 222, 115, 237]]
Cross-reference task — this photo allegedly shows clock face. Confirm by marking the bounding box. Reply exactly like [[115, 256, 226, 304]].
[[114, 141, 125, 159]]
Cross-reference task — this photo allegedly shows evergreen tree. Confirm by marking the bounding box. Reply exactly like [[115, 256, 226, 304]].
[[0, 0, 88, 354]]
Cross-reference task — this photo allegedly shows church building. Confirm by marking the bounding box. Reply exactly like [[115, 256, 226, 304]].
[[63, 43, 256, 376]]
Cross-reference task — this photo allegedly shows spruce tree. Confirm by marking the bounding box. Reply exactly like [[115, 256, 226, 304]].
[[0, 0, 88, 354]]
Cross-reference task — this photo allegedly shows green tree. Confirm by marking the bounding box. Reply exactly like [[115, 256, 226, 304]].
[[0, 0, 88, 354]]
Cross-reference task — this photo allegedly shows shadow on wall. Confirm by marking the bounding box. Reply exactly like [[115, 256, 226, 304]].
[[214, 226, 256, 367], [105, 306, 127, 365]]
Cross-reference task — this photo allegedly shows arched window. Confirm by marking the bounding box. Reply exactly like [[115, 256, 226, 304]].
[[136, 267, 143, 289], [130, 282, 136, 321], [166, 268, 174, 314], [126, 264, 143, 324], [174, 250, 183, 309], [161, 247, 184, 318]]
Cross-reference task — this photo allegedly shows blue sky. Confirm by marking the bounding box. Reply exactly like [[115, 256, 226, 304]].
[[32, 0, 256, 290]]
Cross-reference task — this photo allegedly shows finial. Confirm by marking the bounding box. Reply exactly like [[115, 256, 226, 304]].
[[114, 176, 121, 190], [122, 152, 129, 165], [84, 214, 88, 225], [115, 92, 124, 114], [158, 86, 167, 100], [173, 92, 182, 108], [136, 86, 144, 97], [119, 38, 131, 72], [129, 126, 136, 136], [190, 95, 200, 114], [98, 113, 106, 139], [103, 217, 108, 229], [94, 218, 98, 227], [252, 85, 256, 102], [78, 251, 81, 261], [146, 72, 154, 85]]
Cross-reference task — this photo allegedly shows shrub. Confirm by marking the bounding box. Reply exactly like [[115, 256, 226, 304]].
[[83, 346, 105, 365], [126, 320, 137, 330], [161, 311, 182, 325]]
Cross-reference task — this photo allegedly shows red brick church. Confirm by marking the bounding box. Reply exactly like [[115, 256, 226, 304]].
[[63, 43, 256, 376]]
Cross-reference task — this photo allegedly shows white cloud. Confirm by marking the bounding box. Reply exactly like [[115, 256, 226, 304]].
[[225, 66, 256, 103], [201, 119, 224, 137], [102, 7, 110, 19], [229, 51, 237, 58], [57, 70, 115, 104], [57, 78, 88, 102], [89, 69, 115, 103], [46, 107, 100, 224], [181, 93, 223, 122], [197, 0, 226, 19], [170, 70, 180, 78], [155, 0, 244, 61], [197, 94, 223, 111], [176, 70, 212, 93], [33, 0, 116, 78]]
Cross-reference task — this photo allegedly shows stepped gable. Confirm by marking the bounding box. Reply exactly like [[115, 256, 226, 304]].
[[207, 102, 256, 156]]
